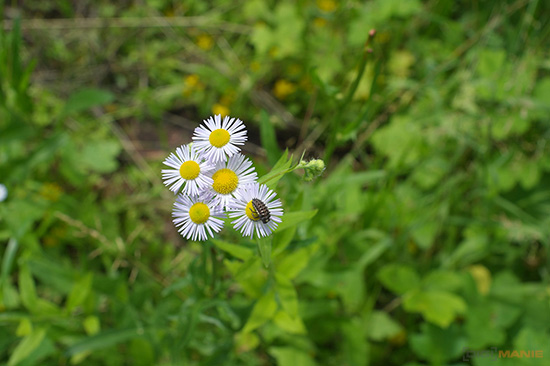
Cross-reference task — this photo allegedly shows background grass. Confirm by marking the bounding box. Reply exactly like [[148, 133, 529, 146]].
[[1, 1, 550, 365]]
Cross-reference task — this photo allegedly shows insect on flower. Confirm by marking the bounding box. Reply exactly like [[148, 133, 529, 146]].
[[229, 182, 283, 238], [250, 198, 271, 223]]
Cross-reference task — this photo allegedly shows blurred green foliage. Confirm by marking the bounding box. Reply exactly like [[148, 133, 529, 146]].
[[1, 0, 550, 365]]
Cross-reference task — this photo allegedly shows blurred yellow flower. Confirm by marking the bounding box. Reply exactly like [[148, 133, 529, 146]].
[[468, 265, 491, 295], [250, 61, 261, 72], [273, 80, 296, 100], [317, 0, 337, 12], [220, 93, 235, 106], [185, 74, 201, 88], [388, 330, 407, 346], [183, 74, 204, 96], [299, 77, 313, 92], [196, 34, 214, 50], [388, 50, 415, 78], [212, 103, 230, 117], [43, 225, 67, 248], [40, 182, 62, 202], [313, 17, 327, 28], [288, 64, 302, 76], [268, 47, 279, 59]]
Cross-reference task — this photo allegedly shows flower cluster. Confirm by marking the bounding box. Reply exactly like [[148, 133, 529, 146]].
[[162, 115, 283, 241]]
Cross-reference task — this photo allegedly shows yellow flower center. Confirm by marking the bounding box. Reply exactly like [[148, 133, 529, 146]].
[[212, 168, 239, 195], [209, 129, 230, 148], [246, 201, 260, 221], [179, 161, 200, 180], [189, 202, 210, 224]]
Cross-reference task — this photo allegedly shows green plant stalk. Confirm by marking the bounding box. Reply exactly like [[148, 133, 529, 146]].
[[210, 243, 218, 295], [325, 38, 375, 161]]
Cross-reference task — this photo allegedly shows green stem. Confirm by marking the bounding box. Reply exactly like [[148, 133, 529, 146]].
[[210, 243, 218, 294], [325, 30, 376, 161]]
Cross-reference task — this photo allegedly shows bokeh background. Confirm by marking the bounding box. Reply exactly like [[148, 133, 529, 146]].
[[1, 1, 550, 365]]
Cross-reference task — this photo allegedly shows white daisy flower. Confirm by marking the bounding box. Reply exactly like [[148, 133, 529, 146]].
[[192, 114, 247, 163], [162, 144, 213, 195], [207, 153, 257, 208], [228, 182, 283, 239], [173, 192, 224, 241], [0, 184, 7, 202]]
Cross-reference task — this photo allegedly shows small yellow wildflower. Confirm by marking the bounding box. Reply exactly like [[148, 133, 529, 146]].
[[273, 80, 296, 100], [196, 34, 214, 50], [313, 17, 327, 28], [468, 265, 491, 295], [268, 47, 279, 59], [183, 74, 204, 96], [388, 330, 407, 346], [250, 61, 261, 72], [317, 0, 337, 13], [220, 92, 235, 106], [40, 182, 62, 202], [212, 103, 230, 117], [288, 64, 302, 76]]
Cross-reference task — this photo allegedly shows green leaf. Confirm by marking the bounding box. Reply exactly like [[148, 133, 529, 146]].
[[377, 264, 420, 295], [341, 318, 369, 366], [16, 318, 33, 337], [258, 149, 293, 189], [356, 237, 391, 270], [276, 244, 318, 280], [273, 310, 306, 334], [250, 23, 273, 55], [275, 274, 299, 317], [272, 3, 305, 59], [211, 239, 253, 260], [66, 328, 147, 356], [422, 270, 463, 292], [274, 210, 318, 233], [447, 229, 488, 267], [1, 238, 18, 281], [257, 236, 272, 268], [234, 331, 260, 353], [513, 327, 550, 366], [272, 225, 296, 256], [533, 77, 550, 110], [403, 289, 467, 328], [366, 311, 404, 341], [66, 273, 93, 312], [371, 115, 423, 168], [129, 338, 155, 366], [1, 281, 20, 309], [8, 328, 47, 366], [269, 346, 317, 366], [410, 323, 466, 365], [465, 300, 506, 349], [242, 290, 278, 333], [18, 265, 38, 312], [260, 110, 282, 166], [3, 201, 46, 239], [224, 258, 265, 298], [27, 256, 77, 293], [61, 88, 114, 117], [83, 315, 101, 336], [79, 140, 121, 173]]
